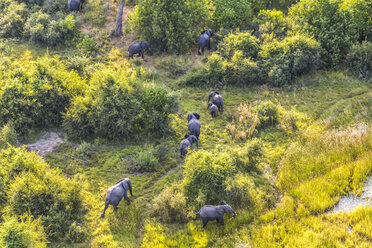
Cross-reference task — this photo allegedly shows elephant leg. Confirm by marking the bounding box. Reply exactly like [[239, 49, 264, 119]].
[[202, 218, 208, 228], [124, 192, 129, 201], [219, 216, 224, 225], [216, 218, 219, 223], [113, 205, 118, 212], [221, 103, 223, 113], [207, 41, 210, 50], [198, 45, 201, 55], [101, 203, 109, 218]]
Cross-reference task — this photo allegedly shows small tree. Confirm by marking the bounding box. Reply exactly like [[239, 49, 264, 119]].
[[113, 0, 125, 37]]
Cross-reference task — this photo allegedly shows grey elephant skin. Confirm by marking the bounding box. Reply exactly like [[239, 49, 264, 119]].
[[187, 113, 201, 140], [180, 134, 198, 157], [101, 178, 133, 217], [196, 201, 236, 228], [198, 29, 214, 55], [208, 92, 223, 112], [128, 41, 150, 59], [68, 0, 85, 11], [207, 102, 217, 118]]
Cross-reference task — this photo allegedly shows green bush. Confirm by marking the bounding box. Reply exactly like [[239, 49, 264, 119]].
[[210, 0, 254, 30], [152, 185, 187, 222], [256, 9, 290, 40], [0, 1, 28, 38], [218, 31, 260, 59], [236, 138, 265, 170], [0, 54, 84, 135], [43, 0, 68, 14], [25, 11, 77, 46], [182, 150, 235, 204], [131, 145, 159, 172], [259, 34, 321, 86], [289, 0, 357, 67], [63, 67, 178, 140], [0, 123, 18, 150], [0, 214, 47, 248], [256, 100, 279, 127], [127, 0, 209, 53], [346, 41, 372, 81], [0, 147, 86, 241]]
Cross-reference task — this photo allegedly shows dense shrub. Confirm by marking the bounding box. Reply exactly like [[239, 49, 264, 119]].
[[182, 151, 235, 205], [1, 147, 85, 241], [152, 185, 187, 222], [218, 31, 260, 59], [0, 54, 84, 135], [289, 0, 357, 67], [256, 9, 290, 40], [0, 123, 18, 150], [0, 214, 47, 248], [259, 34, 321, 86], [210, 0, 254, 30], [131, 145, 159, 172], [256, 100, 279, 127], [346, 41, 372, 81], [25, 11, 77, 46], [43, 0, 68, 14], [128, 0, 209, 53], [0, 1, 28, 38], [236, 138, 265, 170], [341, 0, 372, 42], [63, 67, 178, 140]]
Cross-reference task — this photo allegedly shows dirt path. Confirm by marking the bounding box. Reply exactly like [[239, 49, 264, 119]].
[[26, 132, 65, 158]]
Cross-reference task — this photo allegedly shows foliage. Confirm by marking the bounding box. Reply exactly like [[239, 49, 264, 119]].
[[256, 9, 290, 40], [0, 123, 18, 150], [0, 146, 86, 241], [63, 66, 178, 140], [128, 0, 210, 53], [259, 34, 321, 86], [75, 141, 92, 159], [218, 31, 260, 59], [227, 103, 260, 140], [346, 41, 372, 81], [0, 53, 84, 135], [182, 150, 235, 205], [0, 214, 47, 248], [257, 100, 279, 126], [152, 184, 187, 222], [210, 0, 254, 30], [131, 145, 159, 172], [289, 0, 357, 67], [83, 0, 108, 27], [25, 11, 77, 46], [0, 1, 28, 38], [341, 0, 372, 42]]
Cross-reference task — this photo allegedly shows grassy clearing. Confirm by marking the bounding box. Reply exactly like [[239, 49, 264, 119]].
[[41, 64, 372, 247]]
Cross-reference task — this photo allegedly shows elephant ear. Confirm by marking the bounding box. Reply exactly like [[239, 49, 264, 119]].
[[201, 30, 207, 34], [184, 134, 190, 139], [214, 91, 219, 95], [193, 113, 201, 120], [220, 200, 227, 205], [115, 178, 126, 185], [187, 113, 192, 121]]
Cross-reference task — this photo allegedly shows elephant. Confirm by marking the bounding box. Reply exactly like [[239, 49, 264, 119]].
[[101, 178, 133, 218], [195, 200, 236, 228], [128, 41, 150, 59], [180, 134, 198, 157], [188, 112, 201, 140], [207, 102, 217, 118], [208, 92, 223, 113], [68, 0, 85, 12], [198, 29, 214, 55]]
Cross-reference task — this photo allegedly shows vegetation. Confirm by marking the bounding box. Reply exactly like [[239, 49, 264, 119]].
[[0, 0, 371, 247]]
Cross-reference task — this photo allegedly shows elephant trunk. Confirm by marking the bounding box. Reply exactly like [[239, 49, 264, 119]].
[[128, 180, 133, 196]]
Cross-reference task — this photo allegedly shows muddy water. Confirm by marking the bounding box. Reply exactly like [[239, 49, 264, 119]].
[[330, 176, 372, 213]]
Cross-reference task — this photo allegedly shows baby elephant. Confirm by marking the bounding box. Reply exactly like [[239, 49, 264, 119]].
[[101, 178, 133, 218], [188, 112, 201, 140], [180, 134, 198, 157], [207, 102, 217, 118], [208, 92, 223, 113], [196, 200, 236, 228], [128, 41, 150, 59]]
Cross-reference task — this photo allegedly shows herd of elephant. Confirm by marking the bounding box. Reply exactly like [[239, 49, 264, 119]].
[[102, 92, 235, 227], [68, 0, 231, 229]]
